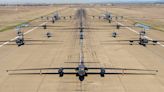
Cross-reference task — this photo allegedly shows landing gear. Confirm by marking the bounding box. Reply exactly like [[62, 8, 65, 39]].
[[52, 19, 55, 24], [143, 43, 146, 47], [116, 25, 120, 29], [46, 32, 52, 38], [108, 19, 112, 23], [129, 40, 133, 45], [112, 32, 117, 38], [42, 24, 47, 29], [79, 76, 85, 81]]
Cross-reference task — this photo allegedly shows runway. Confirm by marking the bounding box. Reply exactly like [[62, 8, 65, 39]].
[[0, 5, 164, 92]]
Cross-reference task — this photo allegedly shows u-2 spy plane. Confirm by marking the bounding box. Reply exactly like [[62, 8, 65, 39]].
[[0, 27, 25, 47], [129, 36, 157, 46], [6, 52, 158, 81], [41, 12, 73, 24], [104, 34, 163, 47], [6, 8, 158, 81], [0, 30, 57, 47], [92, 12, 123, 23], [1, 36, 57, 47]]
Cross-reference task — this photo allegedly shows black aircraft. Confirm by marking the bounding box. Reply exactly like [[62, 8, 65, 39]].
[[6, 54, 158, 81], [104, 35, 164, 47], [7, 8, 158, 81], [52, 12, 73, 20], [91, 12, 124, 23], [42, 13, 73, 21], [112, 32, 117, 38], [14, 38, 60, 47], [21, 24, 65, 30], [7, 35, 158, 81], [0, 37, 61, 47], [97, 13, 113, 23], [90, 13, 112, 21], [128, 36, 162, 46], [115, 24, 136, 30]]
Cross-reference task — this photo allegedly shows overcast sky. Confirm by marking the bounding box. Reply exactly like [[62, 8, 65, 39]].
[[0, 0, 163, 4]]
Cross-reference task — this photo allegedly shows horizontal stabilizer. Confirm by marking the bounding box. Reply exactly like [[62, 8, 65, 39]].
[[64, 62, 99, 63]]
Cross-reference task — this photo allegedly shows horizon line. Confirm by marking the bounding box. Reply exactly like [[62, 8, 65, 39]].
[[0, 1, 164, 4]]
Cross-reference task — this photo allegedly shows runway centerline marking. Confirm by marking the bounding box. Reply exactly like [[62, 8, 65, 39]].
[[118, 22, 164, 48], [0, 22, 47, 47]]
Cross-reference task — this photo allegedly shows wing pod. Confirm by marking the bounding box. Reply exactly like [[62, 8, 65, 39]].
[[100, 68, 105, 77], [58, 68, 64, 77]]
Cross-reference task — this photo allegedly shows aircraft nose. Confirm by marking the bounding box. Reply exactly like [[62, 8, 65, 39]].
[[78, 70, 86, 76]]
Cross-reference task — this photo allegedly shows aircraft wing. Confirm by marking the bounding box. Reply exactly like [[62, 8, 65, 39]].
[[87, 67, 157, 76], [43, 15, 74, 19], [0, 39, 60, 43], [7, 67, 157, 72], [86, 72, 156, 75], [151, 40, 164, 43], [0, 40, 16, 43], [103, 40, 140, 42], [9, 72, 77, 75], [6, 67, 77, 72], [60, 15, 74, 19], [24, 40, 62, 42], [124, 16, 164, 20], [7, 67, 158, 76], [102, 39, 164, 46], [87, 67, 158, 72], [9, 72, 156, 75]]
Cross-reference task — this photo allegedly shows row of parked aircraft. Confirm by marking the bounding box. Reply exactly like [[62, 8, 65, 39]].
[[7, 8, 158, 81], [0, 8, 163, 48]]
